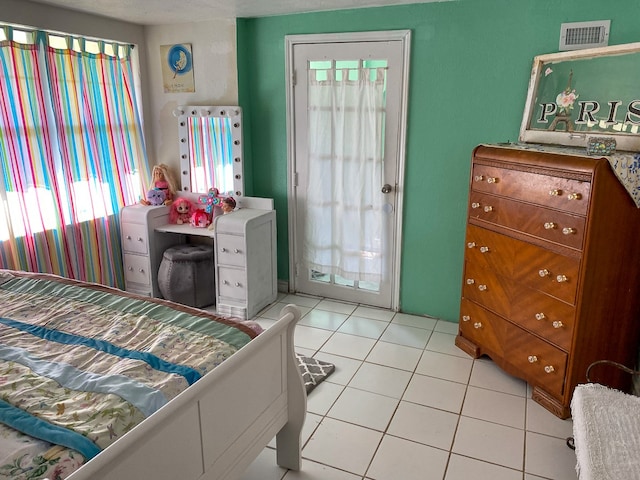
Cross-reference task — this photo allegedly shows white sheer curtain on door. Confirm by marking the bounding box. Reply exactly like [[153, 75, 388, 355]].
[[303, 66, 386, 283]]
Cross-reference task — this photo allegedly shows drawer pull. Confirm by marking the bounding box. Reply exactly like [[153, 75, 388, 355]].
[[235, 282, 241, 287], [539, 269, 550, 277], [552, 321, 564, 329], [137, 237, 143, 242], [483, 205, 493, 212], [473, 322, 482, 329], [544, 222, 556, 230], [462, 315, 471, 322], [549, 189, 561, 196], [562, 227, 576, 235], [535, 312, 546, 320], [467, 242, 476, 249], [126, 235, 132, 240], [138, 268, 145, 273], [478, 284, 487, 291], [487, 177, 497, 184], [223, 280, 229, 285], [471, 202, 480, 209], [528, 355, 538, 363], [466, 278, 475, 285], [234, 249, 240, 254], [127, 266, 133, 271], [474, 175, 484, 182], [544, 365, 556, 374], [479, 246, 490, 253], [556, 274, 568, 283], [567, 193, 582, 200], [221, 247, 227, 252]]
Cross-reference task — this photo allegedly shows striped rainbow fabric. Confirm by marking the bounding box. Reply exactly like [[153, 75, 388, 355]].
[[0, 27, 149, 288]]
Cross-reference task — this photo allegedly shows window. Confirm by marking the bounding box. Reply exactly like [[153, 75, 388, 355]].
[[0, 23, 149, 286]]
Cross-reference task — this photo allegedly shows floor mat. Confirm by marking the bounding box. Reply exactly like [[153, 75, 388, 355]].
[[296, 353, 335, 394]]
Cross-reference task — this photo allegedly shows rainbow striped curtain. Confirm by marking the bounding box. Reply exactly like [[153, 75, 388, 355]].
[[0, 27, 149, 288]]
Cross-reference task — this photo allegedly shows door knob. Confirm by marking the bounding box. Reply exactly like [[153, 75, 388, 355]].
[[381, 184, 392, 194]]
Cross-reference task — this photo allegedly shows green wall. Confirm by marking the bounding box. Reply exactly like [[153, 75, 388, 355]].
[[237, 0, 640, 321]]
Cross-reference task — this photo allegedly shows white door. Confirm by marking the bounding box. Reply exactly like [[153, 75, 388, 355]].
[[286, 31, 410, 309]]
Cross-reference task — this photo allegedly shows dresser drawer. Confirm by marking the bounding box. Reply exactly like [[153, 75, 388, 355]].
[[506, 324, 567, 397], [464, 225, 515, 278], [471, 163, 590, 215], [510, 285, 575, 351], [469, 192, 586, 250], [217, 267, 247, 301], [512, 243, 580, 304], [123, 253, 151, 286], [216, 234, 246, 267], [121, 223, 149, 254], [462, 261, 510, 318], [459, 298, 506, 357]]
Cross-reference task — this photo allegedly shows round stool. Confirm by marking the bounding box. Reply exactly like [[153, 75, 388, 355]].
[[157, 244, 215, 308]]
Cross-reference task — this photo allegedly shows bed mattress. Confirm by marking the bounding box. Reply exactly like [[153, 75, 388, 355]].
[[0, 270, 260, 480]]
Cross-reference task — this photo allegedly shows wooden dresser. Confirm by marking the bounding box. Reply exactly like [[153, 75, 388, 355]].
[[455, 144, 640, 418]]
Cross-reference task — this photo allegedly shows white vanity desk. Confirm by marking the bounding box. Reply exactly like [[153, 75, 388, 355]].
[[121, 196, 277, 320]]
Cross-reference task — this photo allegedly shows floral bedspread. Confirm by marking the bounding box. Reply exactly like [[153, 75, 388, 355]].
[[0, 270, 259, 480]]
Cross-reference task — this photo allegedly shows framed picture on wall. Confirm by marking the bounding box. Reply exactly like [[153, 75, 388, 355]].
[[161, 43, 195, 93], [519, 42, 640, 152]]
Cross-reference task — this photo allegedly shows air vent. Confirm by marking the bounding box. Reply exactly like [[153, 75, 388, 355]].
[[559, 20, 610, 51]]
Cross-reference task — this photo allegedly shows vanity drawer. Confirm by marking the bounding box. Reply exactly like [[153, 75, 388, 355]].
[[123, 253, 151, 286], [469, 192, 586, 250], [217, 267, 247, 301], [121, 223, 149, 254], [216, 234, 247, 267], [471, 163, 590, 215]]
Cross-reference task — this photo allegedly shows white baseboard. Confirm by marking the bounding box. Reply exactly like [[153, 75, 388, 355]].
[[277, 280, 290, 293]]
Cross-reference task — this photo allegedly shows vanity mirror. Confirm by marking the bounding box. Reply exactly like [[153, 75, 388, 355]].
[[174, 105, 244, 196]]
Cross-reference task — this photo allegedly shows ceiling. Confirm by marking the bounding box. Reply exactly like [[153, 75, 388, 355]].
[[28, 0, 444, 26]]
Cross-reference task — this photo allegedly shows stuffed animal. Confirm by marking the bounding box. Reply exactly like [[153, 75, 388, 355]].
[[140, 164, 177, 206], [145, 188, 166, 206], [169, 198, 194, 224], [190, 209, 211, 228]]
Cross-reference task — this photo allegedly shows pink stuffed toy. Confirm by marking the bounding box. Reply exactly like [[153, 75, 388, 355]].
[[169, 198, 194, 224], [190, 209, 211, 228]]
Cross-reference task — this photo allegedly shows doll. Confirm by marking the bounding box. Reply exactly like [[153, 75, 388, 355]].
[[169, 198, 194, 224], [206, 196, 237, 231], [140, 164, 177, 206], [221, 197, 236, 214]]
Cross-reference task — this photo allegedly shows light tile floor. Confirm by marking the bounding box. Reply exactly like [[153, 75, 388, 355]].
[[239, 294, 578, 480]]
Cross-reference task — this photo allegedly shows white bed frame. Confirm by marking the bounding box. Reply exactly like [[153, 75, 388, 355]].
[[67, 304, 306, 480]]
